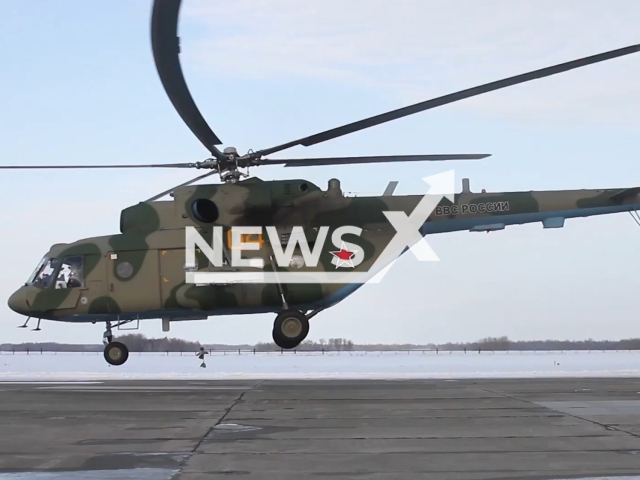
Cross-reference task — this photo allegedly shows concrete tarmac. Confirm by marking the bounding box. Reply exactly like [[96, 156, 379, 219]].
[[1, 378, 640, 479]]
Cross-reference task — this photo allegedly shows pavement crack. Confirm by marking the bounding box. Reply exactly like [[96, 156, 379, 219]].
[[214, 382, 264, 429], [172, 381, 264, 479], [482, 387, 640, 439]]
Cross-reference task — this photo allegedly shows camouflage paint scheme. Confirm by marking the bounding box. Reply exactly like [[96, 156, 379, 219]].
[[8, 177, 640, 324]]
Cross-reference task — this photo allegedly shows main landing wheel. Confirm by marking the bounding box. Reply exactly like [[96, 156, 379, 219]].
[[273, 310, 309, 349], [104, 341, 129, 366]]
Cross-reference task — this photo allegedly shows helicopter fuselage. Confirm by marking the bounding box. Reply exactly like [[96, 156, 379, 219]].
[[8, 177, 640, 324]]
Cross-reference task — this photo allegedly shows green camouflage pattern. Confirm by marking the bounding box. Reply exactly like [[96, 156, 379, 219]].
[[8, 177, 640, 324]]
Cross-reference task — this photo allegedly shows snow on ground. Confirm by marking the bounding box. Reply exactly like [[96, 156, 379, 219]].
[[0, 350, 639, 380]]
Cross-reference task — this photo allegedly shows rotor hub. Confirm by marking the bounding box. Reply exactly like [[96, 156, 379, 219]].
[[223, 146, 238, 157]]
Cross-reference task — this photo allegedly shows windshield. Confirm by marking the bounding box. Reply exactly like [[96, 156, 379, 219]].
[[26, 256, 47, 284], [27, 257, 60, 288]]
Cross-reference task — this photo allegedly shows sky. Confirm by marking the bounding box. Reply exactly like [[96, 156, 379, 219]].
[[1, 0, 640, 345]]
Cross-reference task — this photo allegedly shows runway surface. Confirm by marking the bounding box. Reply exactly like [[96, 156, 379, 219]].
[[1, 378, 640, 479]]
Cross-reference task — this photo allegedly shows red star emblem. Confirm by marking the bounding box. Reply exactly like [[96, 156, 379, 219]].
[[330, 242, 357, 268]]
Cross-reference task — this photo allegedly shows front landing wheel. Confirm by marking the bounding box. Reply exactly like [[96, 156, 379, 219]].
[[104, 341, 129, 366], [273, 310, 309, 349]]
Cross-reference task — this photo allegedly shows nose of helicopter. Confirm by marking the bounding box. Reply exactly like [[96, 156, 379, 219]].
[[8, 288, 29, 315]]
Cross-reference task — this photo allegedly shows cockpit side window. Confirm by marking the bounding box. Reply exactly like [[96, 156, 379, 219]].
[[29, 257, 60, 288], [55, 255, 84, 289]]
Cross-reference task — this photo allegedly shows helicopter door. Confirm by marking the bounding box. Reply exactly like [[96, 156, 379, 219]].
[[107, 250, 162, 313], [159, 248, 187, 306]]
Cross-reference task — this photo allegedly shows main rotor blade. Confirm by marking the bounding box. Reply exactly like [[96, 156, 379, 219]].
[[151, 0, 224, 158], [258, 44, 640, 156], [264, 153, 490, 167], [0, 163, 195, 169], [146, 170, 218, 202]]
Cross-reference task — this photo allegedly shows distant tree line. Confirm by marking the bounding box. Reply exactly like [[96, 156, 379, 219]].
[[113, 334, 201, 352], [4, 335, 640, 352], [254, 338, 355, 352], [437, 336, 640, 351], [0, 333, 201, 353], [0, 342, 102, 353]]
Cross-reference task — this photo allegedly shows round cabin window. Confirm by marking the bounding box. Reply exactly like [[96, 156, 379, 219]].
[[191, 199, 219, 223], [116, 261, 134, 279]]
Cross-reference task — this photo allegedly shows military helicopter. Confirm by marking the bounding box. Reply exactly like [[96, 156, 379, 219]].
[[4, 0, 640, 366]]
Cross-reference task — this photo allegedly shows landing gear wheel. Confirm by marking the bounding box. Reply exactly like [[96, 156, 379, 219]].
[[273, 310, 309, 349], [103, 341, 129, 366]]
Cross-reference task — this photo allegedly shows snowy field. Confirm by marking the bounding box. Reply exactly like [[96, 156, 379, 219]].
[[0, 350, 639, 380]]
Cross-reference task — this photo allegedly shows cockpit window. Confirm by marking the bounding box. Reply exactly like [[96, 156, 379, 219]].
[[27, 255, 85, 289], [55, 255, 84, 289], [28, 257, 60, 288]]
